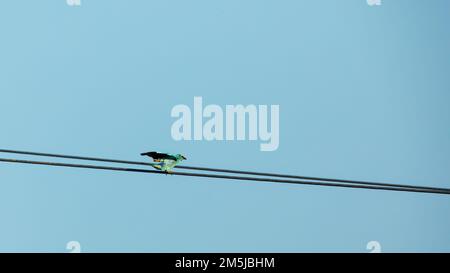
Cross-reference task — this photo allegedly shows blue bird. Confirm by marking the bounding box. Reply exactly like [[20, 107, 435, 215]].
[[141, 151, 187, 172]]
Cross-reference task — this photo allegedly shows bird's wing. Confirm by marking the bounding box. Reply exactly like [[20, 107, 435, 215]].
[[141, 151, 177, 161]]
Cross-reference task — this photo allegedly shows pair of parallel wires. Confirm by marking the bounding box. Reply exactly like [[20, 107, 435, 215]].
[[0, 149, 449, 195]]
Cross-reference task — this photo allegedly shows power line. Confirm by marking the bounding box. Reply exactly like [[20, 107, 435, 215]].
[[0, 157, 449, 195], [0, 149, 157, 167], [1, 148, 449, 194], [175, 166, 450, 193]]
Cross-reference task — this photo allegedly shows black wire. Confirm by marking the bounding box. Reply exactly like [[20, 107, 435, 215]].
[[1, 148, 449, 193], [0, 157, 449, 195], [175, 166, 450, 193], [0, 149, 154, 166]]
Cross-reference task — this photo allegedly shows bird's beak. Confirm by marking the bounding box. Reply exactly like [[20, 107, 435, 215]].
[[182, 156, 187, 160]]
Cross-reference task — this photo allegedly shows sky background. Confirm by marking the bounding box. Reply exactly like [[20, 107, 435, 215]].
[[0, 0, 449, 252]]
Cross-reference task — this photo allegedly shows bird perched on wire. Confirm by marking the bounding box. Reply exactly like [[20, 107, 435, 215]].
[[141, 151, 187, 173]]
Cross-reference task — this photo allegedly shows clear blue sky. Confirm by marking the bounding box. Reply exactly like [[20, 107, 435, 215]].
[[0, 0, 449, 252]]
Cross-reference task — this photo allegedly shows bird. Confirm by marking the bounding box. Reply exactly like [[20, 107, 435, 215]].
[[141, 151, 187, 173]]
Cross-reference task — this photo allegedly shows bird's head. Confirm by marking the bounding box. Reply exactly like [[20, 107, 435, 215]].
[[175, 154, 187, 161]]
